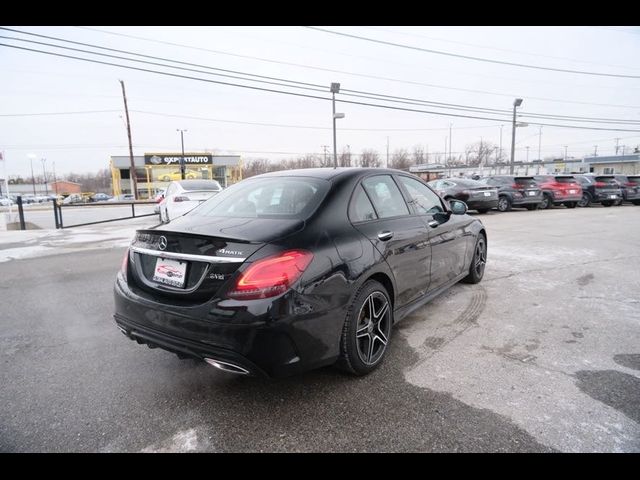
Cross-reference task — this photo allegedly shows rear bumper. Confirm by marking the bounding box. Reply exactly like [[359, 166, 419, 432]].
[[623, 191, 640, 201], [552, 194, 583, 204], [511, 194, 542, 206], [465, 199, 499, 210], [593, 191, 622, 202], [113, 273, 344, 378]]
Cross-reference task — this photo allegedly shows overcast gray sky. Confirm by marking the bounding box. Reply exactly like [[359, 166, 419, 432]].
[[2, 25, 640, 178]]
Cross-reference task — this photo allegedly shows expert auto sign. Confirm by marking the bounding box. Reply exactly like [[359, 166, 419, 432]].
[[144, 154, 213, 165]]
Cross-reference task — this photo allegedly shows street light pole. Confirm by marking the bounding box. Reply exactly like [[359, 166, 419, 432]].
[[510, 98, 523, 174], [177, 129, 187, 180], [330, 82, 343, 169], [41, 158, 48, 195], [563, 145, 568, 161], [499, 125, 503, 162]]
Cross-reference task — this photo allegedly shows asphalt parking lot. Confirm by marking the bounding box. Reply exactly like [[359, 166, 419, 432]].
[[0, 205, 639, 452]]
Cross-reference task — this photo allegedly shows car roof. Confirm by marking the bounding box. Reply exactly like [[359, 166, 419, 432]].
[[255, 167, 409, 181]]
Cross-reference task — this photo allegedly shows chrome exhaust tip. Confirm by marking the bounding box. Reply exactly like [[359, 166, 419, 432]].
[[204, 358, 250, 375]]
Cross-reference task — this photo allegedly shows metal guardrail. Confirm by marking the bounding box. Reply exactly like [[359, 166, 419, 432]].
[[53, 200, 158, 229]]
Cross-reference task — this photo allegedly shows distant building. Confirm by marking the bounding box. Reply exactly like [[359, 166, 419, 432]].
[[110, 153, 242, 199], [583, 154, 640, 175], [51, 181, 82, 195]]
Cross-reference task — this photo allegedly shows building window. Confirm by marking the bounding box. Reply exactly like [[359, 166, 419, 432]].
[[603, 167, 614, 174]]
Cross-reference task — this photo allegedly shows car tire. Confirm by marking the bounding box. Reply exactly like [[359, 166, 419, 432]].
[[497, 196, 511, 212], [578, 193, 592, 208], [336, 280, 392, 376], [476, 209, 489, 214], [540, 194, 553, 210], [602, 201, 613, 207], [462, 233, 487, 284], [565, 202, 577, 209], [632, 200, 640, 206], [525, 204, 538, 210], [614, 199, 623, 206]]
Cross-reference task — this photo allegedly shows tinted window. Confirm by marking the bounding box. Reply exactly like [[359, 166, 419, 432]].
[[449, 179, 485, 188], [554, 176, 577, 183], [178, 180, 222, 191], [191, 177, 329, 219], [361, 175, 410, 218], [397, 175, 444, 215], [349, 185, 378, 222]]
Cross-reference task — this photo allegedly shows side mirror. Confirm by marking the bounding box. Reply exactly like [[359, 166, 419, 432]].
[[449, 199, 468, 215]]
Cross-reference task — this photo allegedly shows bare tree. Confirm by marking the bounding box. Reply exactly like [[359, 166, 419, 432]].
[[390, 148, 411, 170], [338, 146, 352, 167], [464, 140, 498, 167], [359, 149, 381, 168], [411, 145, 425, 165]]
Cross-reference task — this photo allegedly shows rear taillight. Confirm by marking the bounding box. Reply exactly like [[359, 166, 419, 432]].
[[121, 249, 129, 276], [173, 195, 190, 202], [512, 184, 519, 189], [227, 250, 314, 300], [625, 182, 636, 187], [594, 181, 607, 188]]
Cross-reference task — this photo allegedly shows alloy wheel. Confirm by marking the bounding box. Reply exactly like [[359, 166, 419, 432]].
[[498, 197, 508, 212], [355, 292, 391, 366], [474, 237, 487, 278]]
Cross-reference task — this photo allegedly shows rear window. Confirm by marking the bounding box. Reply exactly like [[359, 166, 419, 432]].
[[190, 176, 329, 219], [450, 179, 485, 188], [178, 180, 221, 191], [595, 177, 619, 186], [554, 176, 577, 183], [514, 177, 538, 187]]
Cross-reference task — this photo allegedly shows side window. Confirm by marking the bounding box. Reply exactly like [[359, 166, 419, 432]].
[[349, 185, 378, 223], [430, 180, 443, 190], [361, 175, 410, 219], [397, 176, 445, 215]]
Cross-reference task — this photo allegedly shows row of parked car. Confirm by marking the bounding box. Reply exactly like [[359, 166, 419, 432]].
[[428, 173, 640, 213]]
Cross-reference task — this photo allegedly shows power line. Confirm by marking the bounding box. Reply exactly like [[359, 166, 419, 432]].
[[359, 26, 640, 72], [303, 26, 640, 79], [5, 29, 640, 126], [2, 41, 640, 133], [0, 110, 121, 117], [71, 26, 640, 110]]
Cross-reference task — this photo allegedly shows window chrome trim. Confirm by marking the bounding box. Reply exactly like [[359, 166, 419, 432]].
[[130, 246, 246, 263]]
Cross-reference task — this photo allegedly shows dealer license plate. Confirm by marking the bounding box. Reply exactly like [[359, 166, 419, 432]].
[[153, 257, 187, 288]]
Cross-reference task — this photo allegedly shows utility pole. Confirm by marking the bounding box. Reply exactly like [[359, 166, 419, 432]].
[[52, 161, 57, 194], [386, 136, 389, 168], [615, 138, 620, 155], [177, 129, 187, 180], [510, 98, 523, 174], [29, 157, 36, 195], [119, 80, 138, 199], [593, 145, 598, 157], [499, 125, 504, 162], [41, 158, 48, 195], [526, 146, 530, 163], [449, 123, 452, 166], [563, 145, 568, 161], [321, 145, 329, 166], [538, 126, 542, 161]]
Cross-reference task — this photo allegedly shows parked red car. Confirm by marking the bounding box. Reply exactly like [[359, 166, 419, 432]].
[[533, 175, 583, 209]]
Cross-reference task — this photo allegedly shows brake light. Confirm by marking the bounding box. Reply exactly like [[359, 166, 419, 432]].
[[512, 184, 519, 189], [625, 182, 636, 187], [594, 182, 607, 187], [173, 195, 190, 202], [121, 248, 129, 276], [227, 250, 314, 300]]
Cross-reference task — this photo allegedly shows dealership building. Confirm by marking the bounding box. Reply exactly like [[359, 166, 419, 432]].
[[110, 153, 242, 199]]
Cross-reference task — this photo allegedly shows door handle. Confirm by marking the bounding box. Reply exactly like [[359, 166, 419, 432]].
[[428, 220, 439, 228], [377, 231, 394, 241]]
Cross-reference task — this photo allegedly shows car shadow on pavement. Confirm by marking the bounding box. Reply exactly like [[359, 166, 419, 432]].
[[137, 330, 555, 452]]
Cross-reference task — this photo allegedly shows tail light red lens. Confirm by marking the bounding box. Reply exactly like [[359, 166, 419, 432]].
[[173, 195, 190, 202], [594, 181, 607, 187], [227, 250, 314, 300], [121, 248, 129, 276]]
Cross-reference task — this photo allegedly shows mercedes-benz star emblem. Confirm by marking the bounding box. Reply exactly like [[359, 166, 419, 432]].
[[158, 236, 168, 251]]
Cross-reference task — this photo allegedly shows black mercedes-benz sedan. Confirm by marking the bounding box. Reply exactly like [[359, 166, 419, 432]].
[[114, 168, 487, 378], [427, 178, 499, 213]]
